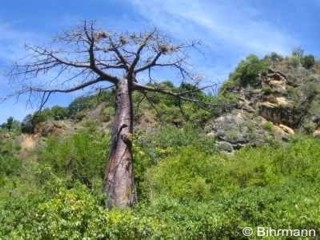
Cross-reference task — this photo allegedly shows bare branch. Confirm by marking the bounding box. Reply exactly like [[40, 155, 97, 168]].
[[8, 21, 208, 114], [25, 45, 90, 68], [143, 93, 161, 118], [39, 92, 51, 111], [134, 94, 146, 118], [128, 29, 157, 78], [109, 37, 130, 71], [85, 26, 119, 84], [133, 83, 229, 108], [134, 52, 162, 74], [29, 76, 106, 94]]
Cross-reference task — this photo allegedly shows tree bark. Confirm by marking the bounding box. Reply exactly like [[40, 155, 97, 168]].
[[104, 78, 136, 208]]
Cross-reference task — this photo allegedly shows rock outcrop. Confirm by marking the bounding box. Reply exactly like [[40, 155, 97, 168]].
[[206, 65, 318, 150]]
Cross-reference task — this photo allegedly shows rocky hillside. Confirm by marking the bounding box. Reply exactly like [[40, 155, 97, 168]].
[[2, 52, 320, 239], [207, 52, 320, 152], [2, 52, 320, 154]]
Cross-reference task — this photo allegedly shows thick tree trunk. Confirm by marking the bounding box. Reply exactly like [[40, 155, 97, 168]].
[[104, 78, 136, 208]]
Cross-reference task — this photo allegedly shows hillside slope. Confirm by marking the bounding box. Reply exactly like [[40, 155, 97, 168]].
[[1, 52, 320, 239], [206, 53, 320, 151]]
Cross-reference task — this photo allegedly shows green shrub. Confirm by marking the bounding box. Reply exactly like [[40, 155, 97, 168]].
[[1, 136, 320, 238], [0, 183, 106, 239], [38, 127, 110, 188], [50, 106, 69, 120], [68, 90, 115, 118], [0, 155, 21, 177], [262, 87, 273, 95], [20, 106, 70, 133], [292, 47, 304, 57], [0, 139, 21, 179], [263, 121, 274, 131], [142, 146, 234, 201], [289, 55, 301, 67], [218, 182, 320, 237], [142, 136, 320, 200], [264, 52, 284, 63], [2, 180, 319, 239], [0, 117, 21, 132], [302, 55, 316, 69], [32, 106, 69, 124], [21, 114, 35, 133], [230, 55, 268, 87]]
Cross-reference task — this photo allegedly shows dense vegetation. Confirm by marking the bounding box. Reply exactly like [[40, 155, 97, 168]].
[[1, 126, 320, 239], [1, 52, 320, 239]]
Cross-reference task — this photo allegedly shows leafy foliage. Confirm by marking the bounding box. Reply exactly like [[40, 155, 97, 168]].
[[0, 117, 21, 132], [38, 126, 110, 188], [1, 135, 320, 238], [302, 54, 316, 69], [68, 90, 115, 119], [220, 55, 268, 93], [0, 138, 22, 186]]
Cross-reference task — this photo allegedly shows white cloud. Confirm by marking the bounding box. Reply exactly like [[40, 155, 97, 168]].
[[129, 0, 298, 55], [123, 0, 300, 86], [0, 22, 43, 64], [0, 1, 302, 122]]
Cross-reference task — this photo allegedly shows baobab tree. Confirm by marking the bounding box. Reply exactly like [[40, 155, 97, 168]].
[[10, 21, 209, 208]]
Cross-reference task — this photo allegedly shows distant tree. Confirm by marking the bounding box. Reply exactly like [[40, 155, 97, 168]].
[[68, 96, 94, 117], [21, 114, 34, 133], [6, 117, 14, 131], [302, 55, 315, 69], [232, 55, 268, 87], [292, 47, 304, 58], [0, 117, 20, 132], [50, 106, 69, 120], [264, 52, 283, 68], [9, 21, 215, 208], [269, 52, 283, 62]]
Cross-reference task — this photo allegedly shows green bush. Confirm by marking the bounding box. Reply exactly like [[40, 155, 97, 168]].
[[218, 182, 320, 237], [220, 55, 268, 90], [262, 87, 273, 95], [1, 136, 320, 238], [20, 106, 70, 133], [21, 114, 35, 133], [142, 146, 232, 201], [0, 139, 21, 179], [0, 117, 21, 132], [264, 52, 284, 63], [50, 106, 69, 120], [289, 55, 301, 67], [302, 55, 316, 69], [2, 180, 320, 239], [68, 90, 115, 118], [0, 155, 21, 177], [292, 47, 304, 58], [133, 125, 217, 198], [38, 127, 110, 188], [32, 106, 69, 124], [233, 55, 268, 87], [142, 136, 320, 200]]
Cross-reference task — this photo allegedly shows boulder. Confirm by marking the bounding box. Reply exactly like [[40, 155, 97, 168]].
[[206, 110, 271, 149], [259, 102, 295, 127], [278, 124, 295, 135], [313, 125, 320, 137], [313, 129, 320, 137]]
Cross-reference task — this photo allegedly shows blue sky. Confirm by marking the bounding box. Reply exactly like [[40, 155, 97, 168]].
[[0, 0, 319, 123]]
